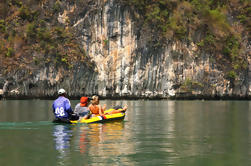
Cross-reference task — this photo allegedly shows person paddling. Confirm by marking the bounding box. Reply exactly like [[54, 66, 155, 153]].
[[52, 89, 79, 123]]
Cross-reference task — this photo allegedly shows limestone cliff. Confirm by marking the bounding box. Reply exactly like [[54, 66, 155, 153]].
[[0, 0, 250, 99]]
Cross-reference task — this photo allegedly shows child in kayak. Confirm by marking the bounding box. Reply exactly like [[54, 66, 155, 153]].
[[88, 95, 106, 116], [89, 95, 128, 116]]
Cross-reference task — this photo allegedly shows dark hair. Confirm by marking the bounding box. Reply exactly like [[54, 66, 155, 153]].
[[59, 93, 65, 97]]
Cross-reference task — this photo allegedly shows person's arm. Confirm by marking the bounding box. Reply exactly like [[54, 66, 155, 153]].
[[98, 105, 103, 116], [82, 107, 91, 119], [102, 104, 106, 112], [74, 104, 79, 115], [65, 99, 73, 115], [88, 105, 92, 114]]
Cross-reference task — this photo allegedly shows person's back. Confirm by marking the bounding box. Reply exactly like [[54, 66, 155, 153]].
[[88, 104, 101, 115], [74, 103, 89, 116], [53, 96, 72, 119], [74, 97, 90, 117], [52, 89, 78, 123]]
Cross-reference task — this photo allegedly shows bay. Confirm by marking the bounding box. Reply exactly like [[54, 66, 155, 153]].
[[0, 100, 250, 166]]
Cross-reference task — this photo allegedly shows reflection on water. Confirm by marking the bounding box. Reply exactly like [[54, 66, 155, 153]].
[[79, 125, 88, 154], [53, 124, 74, 165], [53, 125, 73, 152], [77, 122, 131, 165], [88, 122, 125, 154], [52, 122, 130, 165]]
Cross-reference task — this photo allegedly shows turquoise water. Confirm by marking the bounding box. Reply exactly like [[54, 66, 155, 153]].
[[0, 100, 251, 165]]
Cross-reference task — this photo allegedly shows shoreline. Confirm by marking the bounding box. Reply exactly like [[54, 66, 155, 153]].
[[1, 94, 251, 100]]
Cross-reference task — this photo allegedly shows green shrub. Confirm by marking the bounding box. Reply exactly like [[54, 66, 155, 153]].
[[197, 33, 216, 49], [167, 14, 187, 40], [103, 39, 109, 45], [53, 1, 62, 13], [37, 28, 51, 42], [39, 20, 46, 27], [237, 14, 248, 24], [223, 36, 240, 60], [19, 6, 31, 21], [9, 0, 22, 7], [247, 7, 251, 14], [61, 57, 67, 63], [204, 33, 216, 45], [6, 47, 14, 57], [237, 7, 251, 24], [0, 19, 6, 33], [26, 23, 37, 38], [18, 5, 39, 22], [227, 71, 237, 80], [180, 78, 204, 91], [207, 9, 230, 31], [54, 27, 69, 40], [191, 0, 210, 14], [197, 40, 204, 47], [175, 25, 187, 40], [33, 57, 39, 65]]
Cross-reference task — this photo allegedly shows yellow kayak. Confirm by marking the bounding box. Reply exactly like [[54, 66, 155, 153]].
[[70, 108, 126, 124]]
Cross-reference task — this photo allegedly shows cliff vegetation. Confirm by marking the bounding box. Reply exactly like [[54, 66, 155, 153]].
[[0, 0, 92, 76], [123, 0, 250, 80]]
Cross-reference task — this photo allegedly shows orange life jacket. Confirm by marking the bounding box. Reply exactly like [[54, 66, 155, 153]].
[[89, 105, 103, 115]]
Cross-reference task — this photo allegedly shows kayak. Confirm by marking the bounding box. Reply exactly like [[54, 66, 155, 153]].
[[70, 108, 126, 124]]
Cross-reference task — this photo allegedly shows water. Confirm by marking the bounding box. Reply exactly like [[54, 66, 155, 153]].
[[0, 100, 251, 166]]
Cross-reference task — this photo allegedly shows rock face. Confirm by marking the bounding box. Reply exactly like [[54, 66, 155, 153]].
[[0, 0, 250, 99], [70, 0, 251, 99], [0, 63, 97, 98]]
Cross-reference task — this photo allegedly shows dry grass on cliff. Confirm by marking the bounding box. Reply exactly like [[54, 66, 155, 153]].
[[0, 0, 93, 75]]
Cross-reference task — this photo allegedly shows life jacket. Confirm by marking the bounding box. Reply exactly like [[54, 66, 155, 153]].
[[89, 104, 103, 115]]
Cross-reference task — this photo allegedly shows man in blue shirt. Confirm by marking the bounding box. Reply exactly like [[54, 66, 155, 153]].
[[52, 88, 79, 123]]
